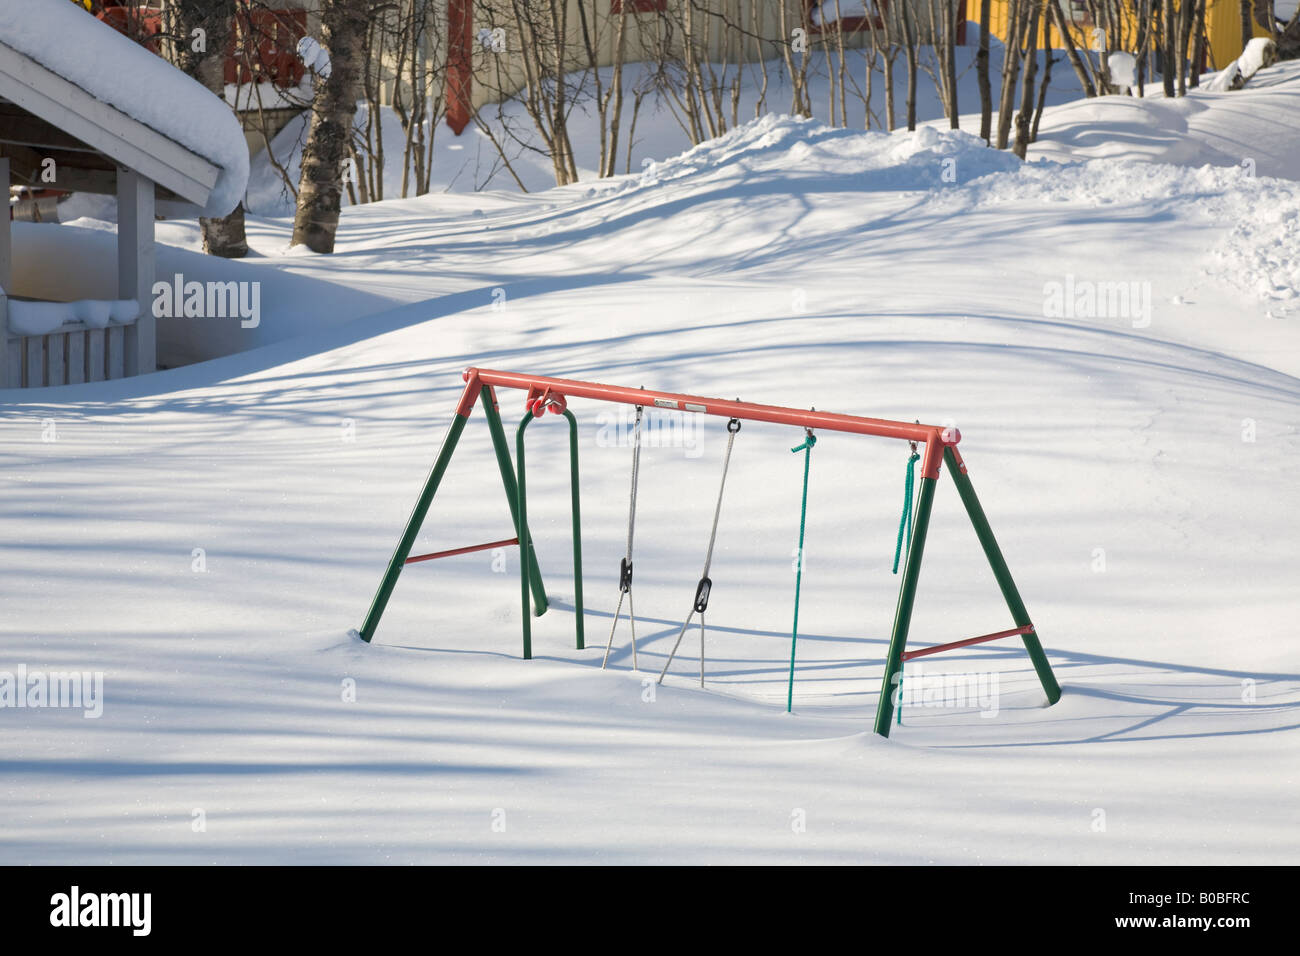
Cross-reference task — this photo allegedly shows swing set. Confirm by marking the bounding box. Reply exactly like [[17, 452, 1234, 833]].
[[354, 367, 1062, 738]]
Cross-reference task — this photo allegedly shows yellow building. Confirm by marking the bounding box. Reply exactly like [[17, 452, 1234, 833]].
[[988, 0, 1270, 74]]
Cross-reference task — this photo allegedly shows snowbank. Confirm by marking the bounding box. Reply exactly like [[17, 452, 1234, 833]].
[[938, 156, 1300, 301], [1031, 58, 1300, 181], [246, 47, 1077, 212], [0, 0, 249, 215], [2, 108, 1298, 864]]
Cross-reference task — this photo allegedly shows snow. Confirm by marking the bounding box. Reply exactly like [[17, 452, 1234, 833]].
[[2, 68, 1299, 864], [296, 36, 332, 80], [1030, 58, 1300, 181], [809, 0, 875, 25], [246, 47, 1088, 208], [246, 48, 1300, 217], [1238, 36, 1277, 78], [5, 297, 138, 336], [1204, 37, 1276, 93], [1107, 51, 1137, 89], [223, 78, 312, 112], [0, 0, 249, 216]]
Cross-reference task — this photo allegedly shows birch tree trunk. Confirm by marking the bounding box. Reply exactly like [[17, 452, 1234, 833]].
[[169, 0, 248, 258], [292, 0, 371, 254]]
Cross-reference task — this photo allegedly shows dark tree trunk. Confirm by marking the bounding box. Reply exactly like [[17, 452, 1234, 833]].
[[1013, 0, 1041, 159], [171, 0, 248, 258], [1031, 16, 1055, 140], [978, 0, 993, 142], [1190, 0, 1208, 87], [945, 0, 959, 128], [1049, 0, 1097, 97], [900, 2, 919, 130], [996, 0, 1026, 149], [1162, 0, 1177, 96]]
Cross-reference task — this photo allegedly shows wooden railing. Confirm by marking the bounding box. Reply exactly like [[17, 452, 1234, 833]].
[[1, 293, 139, 388]]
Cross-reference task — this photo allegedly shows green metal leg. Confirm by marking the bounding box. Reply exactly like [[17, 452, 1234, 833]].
[[944, 446, 1061, 705], [874, 475, 937, 737], [515, 409, 585, 659], [517, 415, 536, 659], [481, 386, 548, 614], [357, 410, 472, 643], [563, 409, 585, 650]]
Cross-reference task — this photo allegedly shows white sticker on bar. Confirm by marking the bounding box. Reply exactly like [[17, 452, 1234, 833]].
[[684, 403, 706, 413], [654, 399, 678, 409]]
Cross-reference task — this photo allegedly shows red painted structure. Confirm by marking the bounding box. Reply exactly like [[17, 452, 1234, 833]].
[[404, 536, 519, 564], [92, 3, 306, 89], [459, 367, 961, 479], [901, 624, 1035, 662], [224, 8, 308, 87], [94, 2, 163, 53], [445, 0, 475, 134]]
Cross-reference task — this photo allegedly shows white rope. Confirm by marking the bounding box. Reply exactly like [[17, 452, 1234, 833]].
[[625, 405, 642, 560], [659, 419, 740, 686], [603, 405, 643, 670]]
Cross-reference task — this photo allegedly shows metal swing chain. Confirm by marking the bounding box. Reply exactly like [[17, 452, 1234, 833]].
[[658, 416, 742, 687], [603, 404, 644, 669]]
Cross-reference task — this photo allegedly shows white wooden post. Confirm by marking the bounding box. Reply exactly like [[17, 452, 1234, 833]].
[[0, 157, 10, 291], [0, 157, 13, 389], [117, 167, 155, 377]]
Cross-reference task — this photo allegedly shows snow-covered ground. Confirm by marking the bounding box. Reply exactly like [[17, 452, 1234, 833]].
[[240, 46, 1300, 212], [246, 43, 1092, 205], [1032, 58, 1300, 180], [4, 79, 1300, 862]]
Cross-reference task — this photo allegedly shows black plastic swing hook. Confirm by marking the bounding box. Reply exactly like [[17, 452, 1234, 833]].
[[693, 576, 712, 613]]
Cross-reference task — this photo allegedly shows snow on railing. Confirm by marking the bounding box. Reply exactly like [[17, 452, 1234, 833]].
[[1, 289, 140, 388]]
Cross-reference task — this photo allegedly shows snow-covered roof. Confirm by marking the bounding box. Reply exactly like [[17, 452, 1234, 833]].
[[0, 0, 249, 215]]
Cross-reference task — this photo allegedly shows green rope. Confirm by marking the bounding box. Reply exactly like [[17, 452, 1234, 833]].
[[787, 433, 816, 714], [892, 451, 921, 574]]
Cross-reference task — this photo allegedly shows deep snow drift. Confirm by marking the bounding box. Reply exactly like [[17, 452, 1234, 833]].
[[2, 113, 1298, 864], [1031, 58, 1300, 181]]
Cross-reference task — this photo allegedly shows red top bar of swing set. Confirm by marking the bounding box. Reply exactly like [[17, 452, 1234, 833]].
[[458, 367, 961, 479]]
